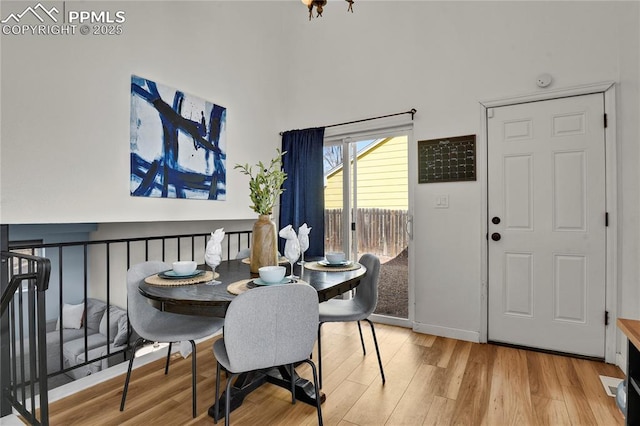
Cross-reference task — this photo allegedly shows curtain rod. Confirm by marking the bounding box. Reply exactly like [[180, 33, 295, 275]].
[[279, 108, 417, 136]]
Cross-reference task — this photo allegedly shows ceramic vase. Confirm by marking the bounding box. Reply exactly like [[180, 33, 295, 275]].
[[250, 215, 278, 273]]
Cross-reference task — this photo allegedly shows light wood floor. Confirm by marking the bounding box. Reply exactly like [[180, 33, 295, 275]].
[[44, 322, 625, 425]]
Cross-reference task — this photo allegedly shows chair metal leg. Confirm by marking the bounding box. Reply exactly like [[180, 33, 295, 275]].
[[120, 338, 144, 412], [364, 319, 385, 385], [317, 323, 323, 389], [302, 359, 323, 426], [356, 321, 366, 355], [165, 342, 173, 375], [290, 364, 296, 404], [214, 362, 221, 424], [190, 340, 197, 418], [224, 372, 239, 426]]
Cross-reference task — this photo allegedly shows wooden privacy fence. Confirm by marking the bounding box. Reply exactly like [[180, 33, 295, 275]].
[[325, 208, 409, 258]]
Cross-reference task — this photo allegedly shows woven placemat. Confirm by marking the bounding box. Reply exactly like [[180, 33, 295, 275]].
[[227, 279, 308, 295], [304, 261, 361, 272], [145, 271, 218, 286], [227, 279, 253, 295]]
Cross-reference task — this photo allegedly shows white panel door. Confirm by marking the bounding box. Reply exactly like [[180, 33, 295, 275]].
[[487, 93, 606, 357]]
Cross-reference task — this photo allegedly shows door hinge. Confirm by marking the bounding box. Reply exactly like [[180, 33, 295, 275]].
[[604, 113, 608, 128], [605, 212, 609, 227], [351, 222, 356, 231], [605, 310, 609, 326]]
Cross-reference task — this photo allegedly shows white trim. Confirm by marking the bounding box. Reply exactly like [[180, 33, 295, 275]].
[[413, 322, 480, 343], [617, 337, 627, 374], [478, 103, 489, 344], [324, 120, 414, 144], [351, 142, 358, 259], [480, 81, 615, 109], [371, 313, 412, 329], [407, 127, 417, 326], [479, 82, 617, 363], [604, 85, 618, 365], [341, 138, 351, 256], [617, 349, 627, 376]]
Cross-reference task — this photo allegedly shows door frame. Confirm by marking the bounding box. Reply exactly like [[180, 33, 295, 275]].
[[478, 81, 617, 363]]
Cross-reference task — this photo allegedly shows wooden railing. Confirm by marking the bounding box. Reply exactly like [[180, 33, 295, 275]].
[[325, 208, 409, 258]]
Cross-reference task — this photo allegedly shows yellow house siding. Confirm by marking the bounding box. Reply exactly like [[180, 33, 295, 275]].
[[324, 171, 343, 208], [325, 136, 408, 210]]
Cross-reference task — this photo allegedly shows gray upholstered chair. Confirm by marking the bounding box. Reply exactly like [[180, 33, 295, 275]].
[[317, 253, 385, 389], [120, 261, 224, 418], [213, 283, 322, 426], [235, 247, 251, 260]]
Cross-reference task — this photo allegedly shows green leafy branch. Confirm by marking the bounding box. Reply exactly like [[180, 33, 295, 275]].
[[234, 149, 287, 215]]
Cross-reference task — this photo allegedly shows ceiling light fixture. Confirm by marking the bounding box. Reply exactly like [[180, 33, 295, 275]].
[[301, 0, 354, 21]]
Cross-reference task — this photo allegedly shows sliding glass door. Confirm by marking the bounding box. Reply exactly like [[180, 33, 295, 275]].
[[323, 134, 411, 322]]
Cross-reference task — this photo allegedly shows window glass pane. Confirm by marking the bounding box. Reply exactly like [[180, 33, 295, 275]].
[[324, 144, 344, 253], [323, 135, 410, 319]]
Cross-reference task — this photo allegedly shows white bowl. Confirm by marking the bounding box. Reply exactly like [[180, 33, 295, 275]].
[[259, 266, 286, 284], [326, 252, 346, 264], [172, 261, 197, 275]]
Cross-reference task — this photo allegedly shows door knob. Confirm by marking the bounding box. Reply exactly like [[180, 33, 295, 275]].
[[491, 232, 501, 241], [492, 217, 501, 225]]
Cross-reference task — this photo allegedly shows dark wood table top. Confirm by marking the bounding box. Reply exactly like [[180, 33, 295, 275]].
[[138, 259, 366, 317]]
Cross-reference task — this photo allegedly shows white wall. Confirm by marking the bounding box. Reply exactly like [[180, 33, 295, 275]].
[[1, 2, 639, 351], [618, 0, 640, 330], [0, 1, 288, 223], [278, 1, 640, 339]]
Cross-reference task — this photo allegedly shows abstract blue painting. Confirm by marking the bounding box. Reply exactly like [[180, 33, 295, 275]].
[[130, 75, 226, 200]]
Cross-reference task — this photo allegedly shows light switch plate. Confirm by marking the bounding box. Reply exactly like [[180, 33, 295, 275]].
[[435, 195, 449, 209]]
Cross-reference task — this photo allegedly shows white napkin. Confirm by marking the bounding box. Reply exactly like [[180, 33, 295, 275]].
[[298, 223, 311, 253], [279, 225, 300, 261], [205, 228, 225, 267], [179, 340, 192, 358]]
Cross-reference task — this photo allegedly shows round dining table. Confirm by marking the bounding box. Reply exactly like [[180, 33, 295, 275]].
[[137, 257, 367, 421], [138, 258, 366, 316]]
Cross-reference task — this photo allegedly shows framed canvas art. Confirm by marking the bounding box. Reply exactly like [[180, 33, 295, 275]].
[[130, 75, 226, 200]]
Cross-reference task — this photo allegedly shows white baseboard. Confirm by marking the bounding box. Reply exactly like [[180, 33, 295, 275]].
[[369, 314, 412, 328], [616, 351, 627, 375], [412, 322, 480, 343], [0, 413, 24, 425]]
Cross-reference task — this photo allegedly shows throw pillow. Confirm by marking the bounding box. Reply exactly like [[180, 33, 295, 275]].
[[99, 306, 126, 342], [84, 298, 107, 332], [113, 315, 129, 347], [55, 303, 85, 330]]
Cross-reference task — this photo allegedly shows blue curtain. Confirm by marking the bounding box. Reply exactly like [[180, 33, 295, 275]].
[[279, 128, 325, 258]]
